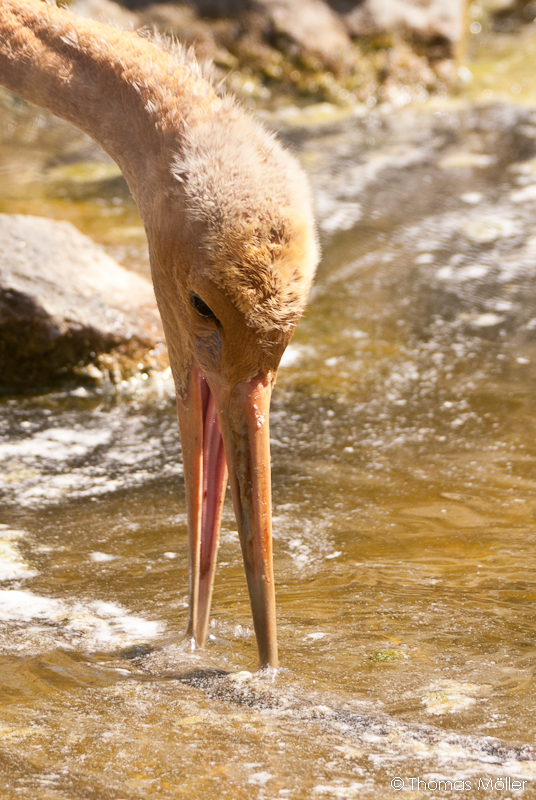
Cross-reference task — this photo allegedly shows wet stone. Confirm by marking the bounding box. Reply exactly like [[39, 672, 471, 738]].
[[342, 0, 465, 52], [0, 214, 168, 390]]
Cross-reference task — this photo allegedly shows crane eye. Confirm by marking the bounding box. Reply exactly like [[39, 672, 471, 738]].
[[189, 293, 219, 323]]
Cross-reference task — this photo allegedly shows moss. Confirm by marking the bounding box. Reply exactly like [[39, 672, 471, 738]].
[[0, 315, 168, 391], [220, 34, 457, 110], [370, 649, 398, 662]]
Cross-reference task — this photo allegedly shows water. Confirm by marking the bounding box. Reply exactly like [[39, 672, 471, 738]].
[[3, 62, 536, 800]]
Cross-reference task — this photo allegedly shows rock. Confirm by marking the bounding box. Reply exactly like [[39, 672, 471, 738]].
[[70, 0, 139, 28], [0, 215, 168, 390], [481, 0, 536, 29], [149, 0, 463, 55], [139, 3, 226, 63], [252, 0, 355, 66], [482, 0, 518, 11], [79, 0, 459, 103], [338, 0, 466, 52], [140, 0, 355, 70]]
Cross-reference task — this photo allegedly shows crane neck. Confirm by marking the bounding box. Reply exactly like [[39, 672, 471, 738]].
[[0, 0, 220, 215]]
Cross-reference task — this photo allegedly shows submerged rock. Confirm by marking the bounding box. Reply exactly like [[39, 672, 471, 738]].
[[0, 214, 167, 390]]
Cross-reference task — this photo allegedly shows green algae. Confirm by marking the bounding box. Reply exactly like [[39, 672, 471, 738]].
[[370, 649, 399, 662], [226, 35, 455, 110]]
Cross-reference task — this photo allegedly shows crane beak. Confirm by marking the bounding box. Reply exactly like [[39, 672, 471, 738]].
[[176, 365, 278, 670]]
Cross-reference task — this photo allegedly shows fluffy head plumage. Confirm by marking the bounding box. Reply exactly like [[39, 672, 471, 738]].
[[172, 97, 319, 333]]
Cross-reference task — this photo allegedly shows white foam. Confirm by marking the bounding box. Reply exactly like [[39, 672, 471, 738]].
[[319, 202, 363, 235], [0, 590, 61, 621], [462, 216, 518, 243], [510, 184, 536, 203], [423, 680, 486, 716], [440, 152, 495, 169], [325, 551, 342, 560], [248, 772, 273, 786], [415, 252, 435, 264], [312, 783, 364, 797], [0, 409, 182, 508], [0, 526, 37, 581], [279, 344, 309, 369], [0, 438, 77, 460], [460, 192, 483, 204], [89, 552, 116, 562], [36, 428, 112, 446], [0, 427, 111, 462], [472, 313, 505, 328], [0, 589, 164, 652]]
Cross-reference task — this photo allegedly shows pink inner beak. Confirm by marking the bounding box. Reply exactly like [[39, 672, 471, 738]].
[[199, 376, 226, 584], [177, 365, 278, 669]]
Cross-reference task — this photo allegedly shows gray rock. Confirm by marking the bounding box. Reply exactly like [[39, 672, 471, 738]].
[[134, 0, 464, 53], [253, 0, 354, 64], [141, 0, 355, 67], [76, 0, 460, 100], [0, 215, 167, 390], [483, 0, 536, 29], [338, 0, 466, 48], [70, 0, 139, 28], [139, 2, 223, 62]]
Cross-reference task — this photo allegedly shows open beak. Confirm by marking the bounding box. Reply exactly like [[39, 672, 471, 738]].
[[176, 365, 277, 670]]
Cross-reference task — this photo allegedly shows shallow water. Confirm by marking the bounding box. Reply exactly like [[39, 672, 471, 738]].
[[3, 88, 536, 799]]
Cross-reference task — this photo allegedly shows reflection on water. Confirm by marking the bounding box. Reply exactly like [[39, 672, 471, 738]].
[[0, 89, 150, 278], [3, 87, 536, 799]]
